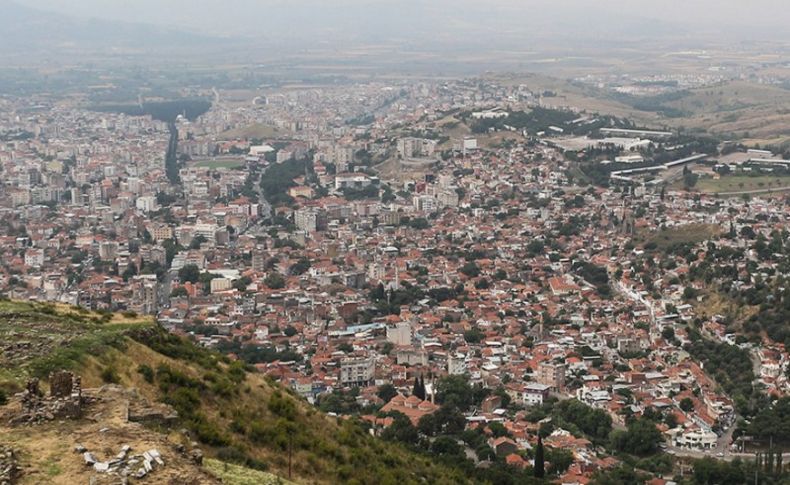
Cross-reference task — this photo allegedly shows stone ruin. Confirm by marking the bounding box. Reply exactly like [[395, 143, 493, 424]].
[[50, 370, 77, 398], [126, 400, 179, 428], [80, 444, 166, 482], [11, 370, 88, 425], [0, 445, 19, 485]]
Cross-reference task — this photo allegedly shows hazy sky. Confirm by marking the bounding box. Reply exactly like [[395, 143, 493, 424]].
[[15, 0, 790, 38]]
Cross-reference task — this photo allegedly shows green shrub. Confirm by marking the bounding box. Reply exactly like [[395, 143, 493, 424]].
[[227, 361, 246, 383], [267, 391, 297, 421], [100, 365, 120, 384], [191, 412, 230, 446], [165, 387, 201, 414], [215, 446, 248, 464], [230, 419, 246, 434], [155, 364, 203, 391], [134, 364, 152, 383], [215, 447, 268, 472], [210, 378, 235, 398], [248, 420, 275, 445], [29, 332, 127, 378], [132, 328, 218, 370]]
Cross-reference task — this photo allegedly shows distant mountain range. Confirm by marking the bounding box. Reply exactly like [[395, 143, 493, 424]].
[[0, 0, 229, 58], [0, 0, 780, 70]]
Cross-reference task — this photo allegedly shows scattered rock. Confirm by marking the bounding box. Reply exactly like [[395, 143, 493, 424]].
[[189, 448, 203, 466], [0, 445, 19, 484], [116, 445, 130, 460], [80, 445, 165, 482], [83, 452, 97, 466]]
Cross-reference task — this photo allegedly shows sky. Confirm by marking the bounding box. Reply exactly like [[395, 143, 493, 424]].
[[14, 0, 790, 38]]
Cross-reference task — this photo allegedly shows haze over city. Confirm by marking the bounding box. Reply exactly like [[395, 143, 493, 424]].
[[14, 0, 790, 37]]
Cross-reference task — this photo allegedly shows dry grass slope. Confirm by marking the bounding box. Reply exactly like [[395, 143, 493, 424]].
[[0, 302, 470, 485], [220, 123, 283, 140], [636, 223, 723, 251]]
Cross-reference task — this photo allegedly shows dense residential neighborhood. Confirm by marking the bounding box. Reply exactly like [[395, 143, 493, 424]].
[[3, 76, 790, 484]]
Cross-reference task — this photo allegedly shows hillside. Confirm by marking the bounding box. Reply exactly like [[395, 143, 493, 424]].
[[0, 0, 227, 59], [491, 74, 790, 145], [0, 301, 468, 484], [650, 80, 790, 143], [600, 79, 790, 143]]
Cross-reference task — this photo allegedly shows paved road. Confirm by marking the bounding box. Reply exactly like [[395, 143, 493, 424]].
[[668, 447, 790, 462]]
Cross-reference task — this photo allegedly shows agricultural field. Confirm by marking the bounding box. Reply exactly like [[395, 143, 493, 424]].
[[694, 175, 790, 194]]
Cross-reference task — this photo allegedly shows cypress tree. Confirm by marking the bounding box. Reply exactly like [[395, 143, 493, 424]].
[[777, 450, 783, 476], [534, 436, 545, 478], [419, 375, 426, 400], [413, 377, 422, 399], [777, 449, 782, 475]]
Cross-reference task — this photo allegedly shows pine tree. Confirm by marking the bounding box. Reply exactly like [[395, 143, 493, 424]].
[[534, 436, 545, 478]]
